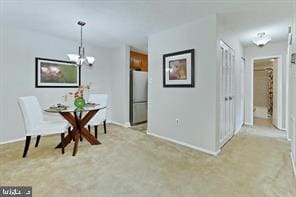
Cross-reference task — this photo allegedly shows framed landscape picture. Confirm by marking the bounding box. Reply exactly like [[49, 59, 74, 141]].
[[163, 49, 195, 87], [35, 57, 80, 88]]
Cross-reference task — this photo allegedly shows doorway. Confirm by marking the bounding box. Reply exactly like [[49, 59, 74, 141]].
[[252, 56, 283, 130], [129, 50, 148, 133]]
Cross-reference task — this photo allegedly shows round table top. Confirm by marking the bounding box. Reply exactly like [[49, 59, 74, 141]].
[[45, 105, 105, 113]]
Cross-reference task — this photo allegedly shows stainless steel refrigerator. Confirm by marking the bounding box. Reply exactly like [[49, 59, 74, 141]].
[[130, 70, 148, 125]]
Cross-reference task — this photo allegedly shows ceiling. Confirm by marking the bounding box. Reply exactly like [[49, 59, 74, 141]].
[[218, 5, 292, 46], [0, 0, 293, 51]]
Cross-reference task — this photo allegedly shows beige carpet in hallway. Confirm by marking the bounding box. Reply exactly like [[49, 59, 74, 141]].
[[0, 124, 295, 197], [241, 118, 287, 139]]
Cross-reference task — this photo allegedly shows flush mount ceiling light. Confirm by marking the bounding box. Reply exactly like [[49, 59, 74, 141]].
[[252, 32, 271, 47], [67, 21, 95, 66]]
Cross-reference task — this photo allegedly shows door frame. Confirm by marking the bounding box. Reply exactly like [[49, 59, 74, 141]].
[[249, 55, 283, 128], [218, 40, 235, 148], [238, 57, 245, 130]]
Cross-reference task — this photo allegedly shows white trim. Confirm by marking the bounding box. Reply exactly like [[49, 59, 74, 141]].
[[286, 53, 290, 137], [239, 57, 245, 132], [147, 131, 220, 156], [244, 122, 253, 127], [287, 138, 292, 142], [0, 137, 25, 145], [124, 122, 131, 128], [108, 121, 131, 128], [276, 126, 286, 131], [234, 127, 242, 135], [290, 152, 296, 176]]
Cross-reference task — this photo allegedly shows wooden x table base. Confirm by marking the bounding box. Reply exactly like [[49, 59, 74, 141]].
[[55, 109, 101, 156]]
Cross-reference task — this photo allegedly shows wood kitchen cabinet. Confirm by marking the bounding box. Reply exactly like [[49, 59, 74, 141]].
[[130, 51, 148, 72]]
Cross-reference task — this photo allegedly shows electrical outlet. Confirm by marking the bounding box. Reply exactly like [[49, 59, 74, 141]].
[[176, 118, 180, 125]]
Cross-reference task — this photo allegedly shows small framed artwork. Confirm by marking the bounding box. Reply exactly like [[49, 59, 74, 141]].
[[35, 57, 81, 88], [163, 49, 195, 87]]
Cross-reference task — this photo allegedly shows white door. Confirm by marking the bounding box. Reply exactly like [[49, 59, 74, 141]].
[[224, 48, 230, 142], [229, 50, 235, 134], [219, 41, 235, 147], [219, 45, 225, 143]]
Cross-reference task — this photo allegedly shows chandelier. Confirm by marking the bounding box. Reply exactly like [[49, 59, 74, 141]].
[[67, 21, 95, 66], [252, 32, 271, 47]]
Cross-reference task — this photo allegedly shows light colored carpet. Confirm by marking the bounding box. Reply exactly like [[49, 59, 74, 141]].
[[131, 123, 147, 133], [0, 124, 295, 197], [241, 118, 287, 139]]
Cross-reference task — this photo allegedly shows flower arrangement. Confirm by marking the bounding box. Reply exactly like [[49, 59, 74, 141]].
[[63, 82, 92, 108], [69, 82, 92, 99]]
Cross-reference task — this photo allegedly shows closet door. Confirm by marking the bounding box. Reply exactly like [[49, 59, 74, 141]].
[[219, 42, 228, 146], [225, 48, 230, 142], [229, 50, 235, 136], [219, 45, 226, 144], [239, 58, 245, 127], [219, 41, 235, 147]]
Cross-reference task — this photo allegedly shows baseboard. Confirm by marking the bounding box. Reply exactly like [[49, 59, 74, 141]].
[[0, 137, 25, 145], [287, 136, 292, 142], [234, 127, 242, 135], [290, 152, 296, 177], [147, 131, 220, 156], [244, 122, 253, 127], [108, 121, 131, 128], [124, 122, 131, 128]]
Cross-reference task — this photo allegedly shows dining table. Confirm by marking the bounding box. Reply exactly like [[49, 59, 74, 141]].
[[45, 105, 105, 156]]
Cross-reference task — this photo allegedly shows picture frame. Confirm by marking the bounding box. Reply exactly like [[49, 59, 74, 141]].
[[35, 57, 81, 88], [163, 49, 195, 87]]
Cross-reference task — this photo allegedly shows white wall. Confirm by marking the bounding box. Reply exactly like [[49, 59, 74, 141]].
[[289, 1, 296, 175], [216, 19, 245, 133], [0, 24, 115, 143], [244, 41, 287, 128], [293, 1, 296, 174], [148, 15, 219, 154], [109, 45, 130, 127]]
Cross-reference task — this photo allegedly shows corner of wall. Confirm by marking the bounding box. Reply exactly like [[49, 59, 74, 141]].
[[109, 45, 131, 125]]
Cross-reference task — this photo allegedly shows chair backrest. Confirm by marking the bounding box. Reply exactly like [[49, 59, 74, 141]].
[[88, 94, 108, 124], [18, 96, 43, 133]]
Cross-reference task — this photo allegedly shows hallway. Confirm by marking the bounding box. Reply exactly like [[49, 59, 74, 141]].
[[241, 118, 286, 139]]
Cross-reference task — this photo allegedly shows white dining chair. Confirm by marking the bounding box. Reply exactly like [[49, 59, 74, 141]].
[[87, 94, 108, 138], [18, 96, 68, 157]]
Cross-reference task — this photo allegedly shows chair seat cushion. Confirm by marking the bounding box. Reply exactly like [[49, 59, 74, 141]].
[[87, 117, 105, 126], [26, 121, 68, 136]]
